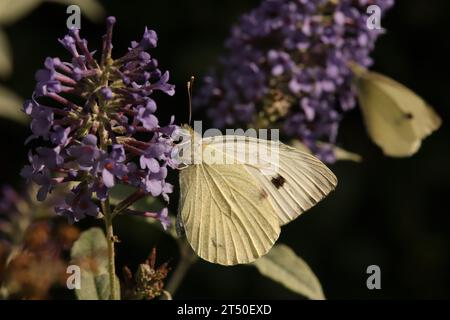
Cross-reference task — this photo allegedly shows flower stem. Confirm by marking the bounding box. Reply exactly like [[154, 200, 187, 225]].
[[111, 189, 145, 217], [102, 198, 119, 300], [165, 239, 197, 296]]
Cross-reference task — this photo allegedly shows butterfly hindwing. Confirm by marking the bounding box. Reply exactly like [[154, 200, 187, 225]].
[[179, 162, 280, 265]]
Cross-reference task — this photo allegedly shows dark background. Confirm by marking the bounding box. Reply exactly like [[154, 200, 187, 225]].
[[1, 0, 449, 299]]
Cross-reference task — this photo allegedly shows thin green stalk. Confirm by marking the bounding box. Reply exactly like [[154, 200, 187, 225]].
[[111, 189, 145, 217], [102, 199, 119, 300]]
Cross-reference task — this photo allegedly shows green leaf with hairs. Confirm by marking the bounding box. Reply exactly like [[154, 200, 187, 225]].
[[0, 28, 12, 78], [0, 0, 42, 25], [0, 0, 105, 25], [252, 244, 325, 300], [0, 85, 26, 123], [70, 227, 120, 300]]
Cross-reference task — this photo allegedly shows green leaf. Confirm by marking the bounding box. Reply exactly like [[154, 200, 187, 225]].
[[0, 0, 104, 25], [47, 0, 105, 22], [71, 228, 108, 271], [70, 227, 120, 300], [94, 274, 121, 300], [0, 0, 42, 25], [0, 85, 26, 123], [75, 271, 120, 300], [0, 28, 12, 78], [331, 144, 362, 162], [252, 244, 325, 300]]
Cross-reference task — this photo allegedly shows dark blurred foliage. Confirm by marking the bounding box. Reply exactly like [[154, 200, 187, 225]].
[[122, 247, 170, 300], [0, 218, 79, 299], [0, 0, 449, 299]]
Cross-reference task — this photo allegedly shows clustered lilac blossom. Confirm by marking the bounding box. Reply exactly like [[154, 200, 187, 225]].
[[21, 17, 179, 225], [195, 0, 394, 162]]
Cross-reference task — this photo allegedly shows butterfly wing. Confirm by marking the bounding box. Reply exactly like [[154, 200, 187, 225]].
[[246, 142, 337, 225], [201, 135, 337, 225], [355, 70, 441, 157], [179, 163, 280, 265]]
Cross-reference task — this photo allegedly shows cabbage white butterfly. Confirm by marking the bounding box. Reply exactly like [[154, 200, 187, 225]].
[[176, 127, 337, 265], [352, 65, 442, 157]]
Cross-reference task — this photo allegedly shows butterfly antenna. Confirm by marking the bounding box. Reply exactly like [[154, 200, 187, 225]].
[[187, 76, 195, 126]]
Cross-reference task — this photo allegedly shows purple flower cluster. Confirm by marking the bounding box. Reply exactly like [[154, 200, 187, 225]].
[[195, 0, 394, 161], [21, 17, 179, 224]]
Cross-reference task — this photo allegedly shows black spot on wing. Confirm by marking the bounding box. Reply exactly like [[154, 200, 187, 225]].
[[271, 175, 286, 189], [404, 112, 414, 120]]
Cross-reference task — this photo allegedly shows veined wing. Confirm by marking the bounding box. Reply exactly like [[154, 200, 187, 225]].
[[179, 162, 280, 265], [355, 69, 441, 157], [201, 135, 337, 225]]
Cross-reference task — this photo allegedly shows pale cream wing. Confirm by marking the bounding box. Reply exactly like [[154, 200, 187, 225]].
[[179, 163, 280, 266], [202, 136, 337, 225], [248, 143, 337, 225], [355, 70, 441, 157]]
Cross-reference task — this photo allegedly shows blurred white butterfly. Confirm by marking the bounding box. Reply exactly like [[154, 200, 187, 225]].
[[175, 126, 337, 265], [352, 64, 442, 157]]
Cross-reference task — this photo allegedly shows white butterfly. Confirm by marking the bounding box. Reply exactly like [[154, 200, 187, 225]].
[[352, 65, 441, 157], [176, 127, 337, 265]]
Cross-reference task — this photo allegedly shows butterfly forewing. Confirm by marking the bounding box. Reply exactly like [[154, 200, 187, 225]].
[[201, 136, 338, 225]]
